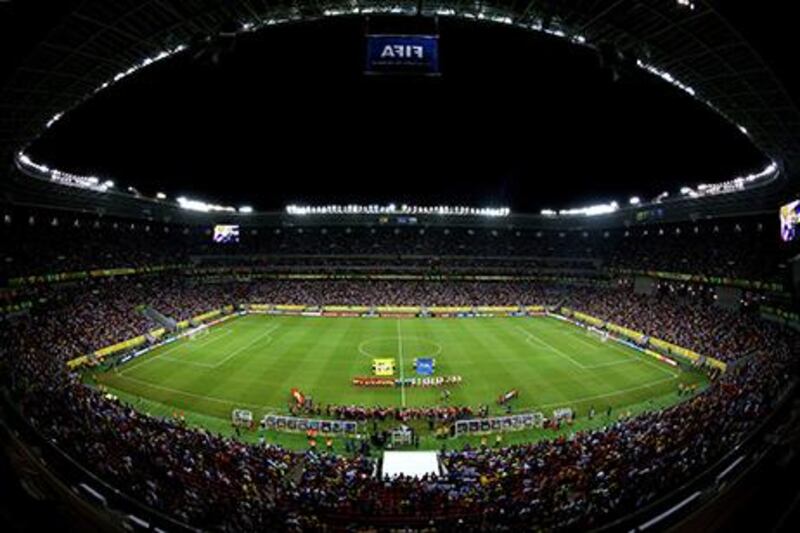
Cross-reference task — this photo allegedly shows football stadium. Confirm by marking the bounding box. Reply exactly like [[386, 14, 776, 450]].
[[1, 2, 800, 531]]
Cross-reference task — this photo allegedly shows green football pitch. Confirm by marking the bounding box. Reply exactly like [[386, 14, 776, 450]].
[[93, 314, 706, 449]]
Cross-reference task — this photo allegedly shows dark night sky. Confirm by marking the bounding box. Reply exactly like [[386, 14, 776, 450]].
[[2, 2, 797, 213]]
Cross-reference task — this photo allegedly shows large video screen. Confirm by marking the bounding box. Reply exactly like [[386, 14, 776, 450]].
[[780, 200, 800, 242], [213, 224, 240, 244], [365, 34, 440, 76]]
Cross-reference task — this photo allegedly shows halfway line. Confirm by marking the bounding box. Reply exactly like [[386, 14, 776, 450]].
[[396, 320, 406, 407]]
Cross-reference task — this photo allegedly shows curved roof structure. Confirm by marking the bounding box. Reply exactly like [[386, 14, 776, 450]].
[[1, 0, 798, 215]]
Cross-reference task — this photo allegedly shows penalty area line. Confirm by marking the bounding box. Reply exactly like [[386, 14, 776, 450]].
[[514, 325, 586, 370], [210, 324, 280, 368], [109, 374, 265, 410], [522, 375, 679, 412], [120, 341, 187, 376], [190, 328, 233, 348]]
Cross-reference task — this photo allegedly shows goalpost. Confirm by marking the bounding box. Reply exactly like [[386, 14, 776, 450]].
[[587, 326, 609, 343], [188, 327, 210, 340]]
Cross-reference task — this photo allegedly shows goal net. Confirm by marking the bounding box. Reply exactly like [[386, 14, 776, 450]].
[[587, 326, 609, 343], [188, 327, 209, 340]]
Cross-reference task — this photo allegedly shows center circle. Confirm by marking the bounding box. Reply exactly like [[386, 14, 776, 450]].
[[358, 336, 443, 360]]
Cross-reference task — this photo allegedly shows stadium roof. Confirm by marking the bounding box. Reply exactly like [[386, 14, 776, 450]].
[[1, 0, 799, 215]]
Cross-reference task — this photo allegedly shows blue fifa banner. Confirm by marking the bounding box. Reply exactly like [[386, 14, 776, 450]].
[[415, 357, 435, 376], [365, 34, 440, 75]]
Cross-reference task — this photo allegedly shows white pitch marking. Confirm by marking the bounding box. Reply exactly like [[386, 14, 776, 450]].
[[517, 321, 679, 378], [112, 374, 264, 409], [123, 323, 279, 374], [515, 325, 587, 370], [158, 330, 235, 366], [358, 336, 443, 359], [190, 328, 233, 348], [602, 339, 679, 378], [158, 356, 217, 368], [211, 324, 280, 368], [396, 320, 406, 407], [120, 341, 188, 375], [524, 375, 679, 411], [580, 358, 639, 369]]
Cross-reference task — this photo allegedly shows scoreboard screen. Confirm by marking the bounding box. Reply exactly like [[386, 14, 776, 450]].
[[213, 224, 240, 244], [365, 34, 440, 76], [780, 200, 800, 242]]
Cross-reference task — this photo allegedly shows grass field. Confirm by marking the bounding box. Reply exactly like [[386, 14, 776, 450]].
[[93, 314, 706, 450]]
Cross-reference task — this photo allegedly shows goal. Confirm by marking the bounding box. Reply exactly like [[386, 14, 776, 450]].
[[587, 326, 609, 343], [188, 327, 209, 340]]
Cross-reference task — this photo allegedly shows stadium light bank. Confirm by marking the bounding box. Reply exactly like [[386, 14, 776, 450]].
[[541, 201, 620, 217], [175, 199, 252, 214], [9, 9, 780, 216], [285, 204, 511, 217], [538, 161, 777, 217], [177, 196, 236, 213]]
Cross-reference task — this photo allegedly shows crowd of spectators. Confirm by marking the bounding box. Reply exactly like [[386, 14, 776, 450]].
[[4, 277, 569, 363], [562, 285, 780, 364], [0, 276, 787, 366], [607, 222, 783, 281], [1, 206, 790, 282], [243, 279, 566, 307], [1, 220, 798, 529], [2, 273, 796, 529], [299, 404, 474, 424]]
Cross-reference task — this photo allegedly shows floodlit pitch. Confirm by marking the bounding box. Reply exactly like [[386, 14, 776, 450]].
[[94, 314, 706, 449]]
